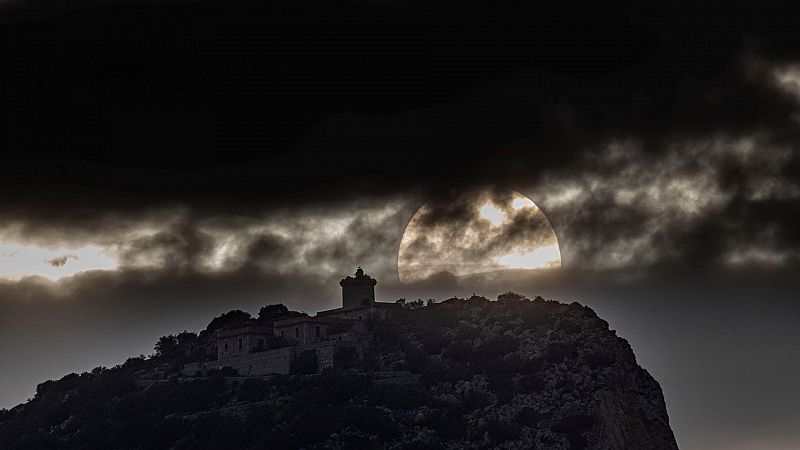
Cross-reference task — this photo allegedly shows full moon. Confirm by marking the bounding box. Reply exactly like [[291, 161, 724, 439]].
[[398, 188, 561, 283]]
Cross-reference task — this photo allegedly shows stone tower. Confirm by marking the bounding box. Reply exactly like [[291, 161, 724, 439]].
[[340, 267, 377, 309]]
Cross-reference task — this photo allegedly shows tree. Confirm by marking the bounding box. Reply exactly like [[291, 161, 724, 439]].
[[205, 310, 251, 332], [497, 291, 526, 303], [397, 298, 425, 310], [258, 304, 289, 321], [155, 335, 180, 358], [155, 331, 199, 359]]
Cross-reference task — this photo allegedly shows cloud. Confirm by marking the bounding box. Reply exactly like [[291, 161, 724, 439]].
[[0, 3, 799, 281], [44, 255, 77, 267], [527, 135, 800, 272], [397, 188, 560, 281]]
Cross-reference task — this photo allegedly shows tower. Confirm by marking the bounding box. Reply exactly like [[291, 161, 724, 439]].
[[339, 267, 377, 309]]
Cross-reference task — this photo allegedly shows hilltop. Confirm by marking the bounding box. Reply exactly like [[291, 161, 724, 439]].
[[0, 294, 678, 449]]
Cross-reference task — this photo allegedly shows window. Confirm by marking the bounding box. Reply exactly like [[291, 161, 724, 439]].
[[280, 330, 285, 337], [224, 341, 228, 350], [258, 338, 265, 348], [238, 337, 243, 350], [295, 327, 299, 338], [315, 326, 320, 338]]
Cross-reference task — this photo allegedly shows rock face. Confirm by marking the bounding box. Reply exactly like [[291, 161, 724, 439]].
[[366, 296, 679, 450], [0, 296, 678, 449]]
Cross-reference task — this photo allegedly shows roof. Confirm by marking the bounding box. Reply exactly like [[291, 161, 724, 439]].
[[273, 316, 331, 328], [339, 267, 377, 286], [216, 325, 274, 338], [316, 301, 399, 317]]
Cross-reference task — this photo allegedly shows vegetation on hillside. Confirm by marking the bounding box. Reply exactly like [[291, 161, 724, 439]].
[[0, 295, 676, 449]]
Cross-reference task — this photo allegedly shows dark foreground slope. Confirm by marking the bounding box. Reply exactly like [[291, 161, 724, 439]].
[[0, 296, 677, 449]]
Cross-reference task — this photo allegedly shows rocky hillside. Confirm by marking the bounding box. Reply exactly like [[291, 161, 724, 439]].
[[0, 295, 678, 449]]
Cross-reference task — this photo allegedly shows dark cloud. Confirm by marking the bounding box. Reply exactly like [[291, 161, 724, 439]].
[[0, 1, 797, 211], [397, 188, 559, 282], [44, 255, 77, 268], [1, 1, 799, 274]]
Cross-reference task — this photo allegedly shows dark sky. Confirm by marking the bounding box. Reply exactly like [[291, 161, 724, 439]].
[[2, 1, 800, 448]]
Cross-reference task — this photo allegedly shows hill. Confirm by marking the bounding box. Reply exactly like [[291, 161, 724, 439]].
[[0, 295, 678, 449]]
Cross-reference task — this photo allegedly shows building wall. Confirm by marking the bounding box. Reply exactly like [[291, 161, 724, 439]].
[[217, 332, 271, 361], [198, 334, 357, 376], [302, 340, 337, 371], [275, 322, 328, 345], [342, 283, 375, 309], [219, 346, 297, 376], [320, 305, 390, 321]]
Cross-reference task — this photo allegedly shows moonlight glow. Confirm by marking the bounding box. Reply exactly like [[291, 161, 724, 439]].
[[398, 189, 561, 283]]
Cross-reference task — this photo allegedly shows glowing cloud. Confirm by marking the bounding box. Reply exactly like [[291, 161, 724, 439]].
[[0, 243, 117, 280], [398, 189, 561, 283], [498, 244, 561, 270]]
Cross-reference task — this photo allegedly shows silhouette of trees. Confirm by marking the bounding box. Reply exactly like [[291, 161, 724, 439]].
[[154, 331, 198, 359], [497, 291, 527, 303], [0, 293, 650, 449], [205, 310, 251, 332], [257, 304, 289, 321], [544, 341, 578, 363]]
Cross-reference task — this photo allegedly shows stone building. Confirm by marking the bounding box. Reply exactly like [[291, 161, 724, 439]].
[[273, 316, 329, 345], [216, 325, 274, 362], [316, 267, 399, 321], [208, 268, 396, 375]]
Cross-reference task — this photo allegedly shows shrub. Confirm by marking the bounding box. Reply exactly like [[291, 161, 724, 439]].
[[544, 341, 577, 363], [484, 417, 520, 443], [444, 341, 473, 363], [584, 352, 615, 369], [433, 409, 468, 440], [474, 335, 518, 364], [555, 319, 580, 334], [205, 310, 251, 332], [240, 378, 271, 402], [405, 348, 430, 373], [421, 333, 448, 354], [368, 384, 429, 409], [333, 346, 359, 369], [313, 373, 368, 404], [516, 407, 542, 427], [517, 374, 545, 393], [497, 291, 526, 303], [460, 388, 492, 412], [220, 366, 240, 377], [291, 350, 318, 375], [552, 414, 595, 450]]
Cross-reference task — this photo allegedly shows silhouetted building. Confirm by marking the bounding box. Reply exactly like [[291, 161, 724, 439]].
[[317, 267, 398, 321], [216, 326, 274, 361], [340, 267, 376, 308], [273, 316, 329, 345], [209, 268, 396, 374]]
